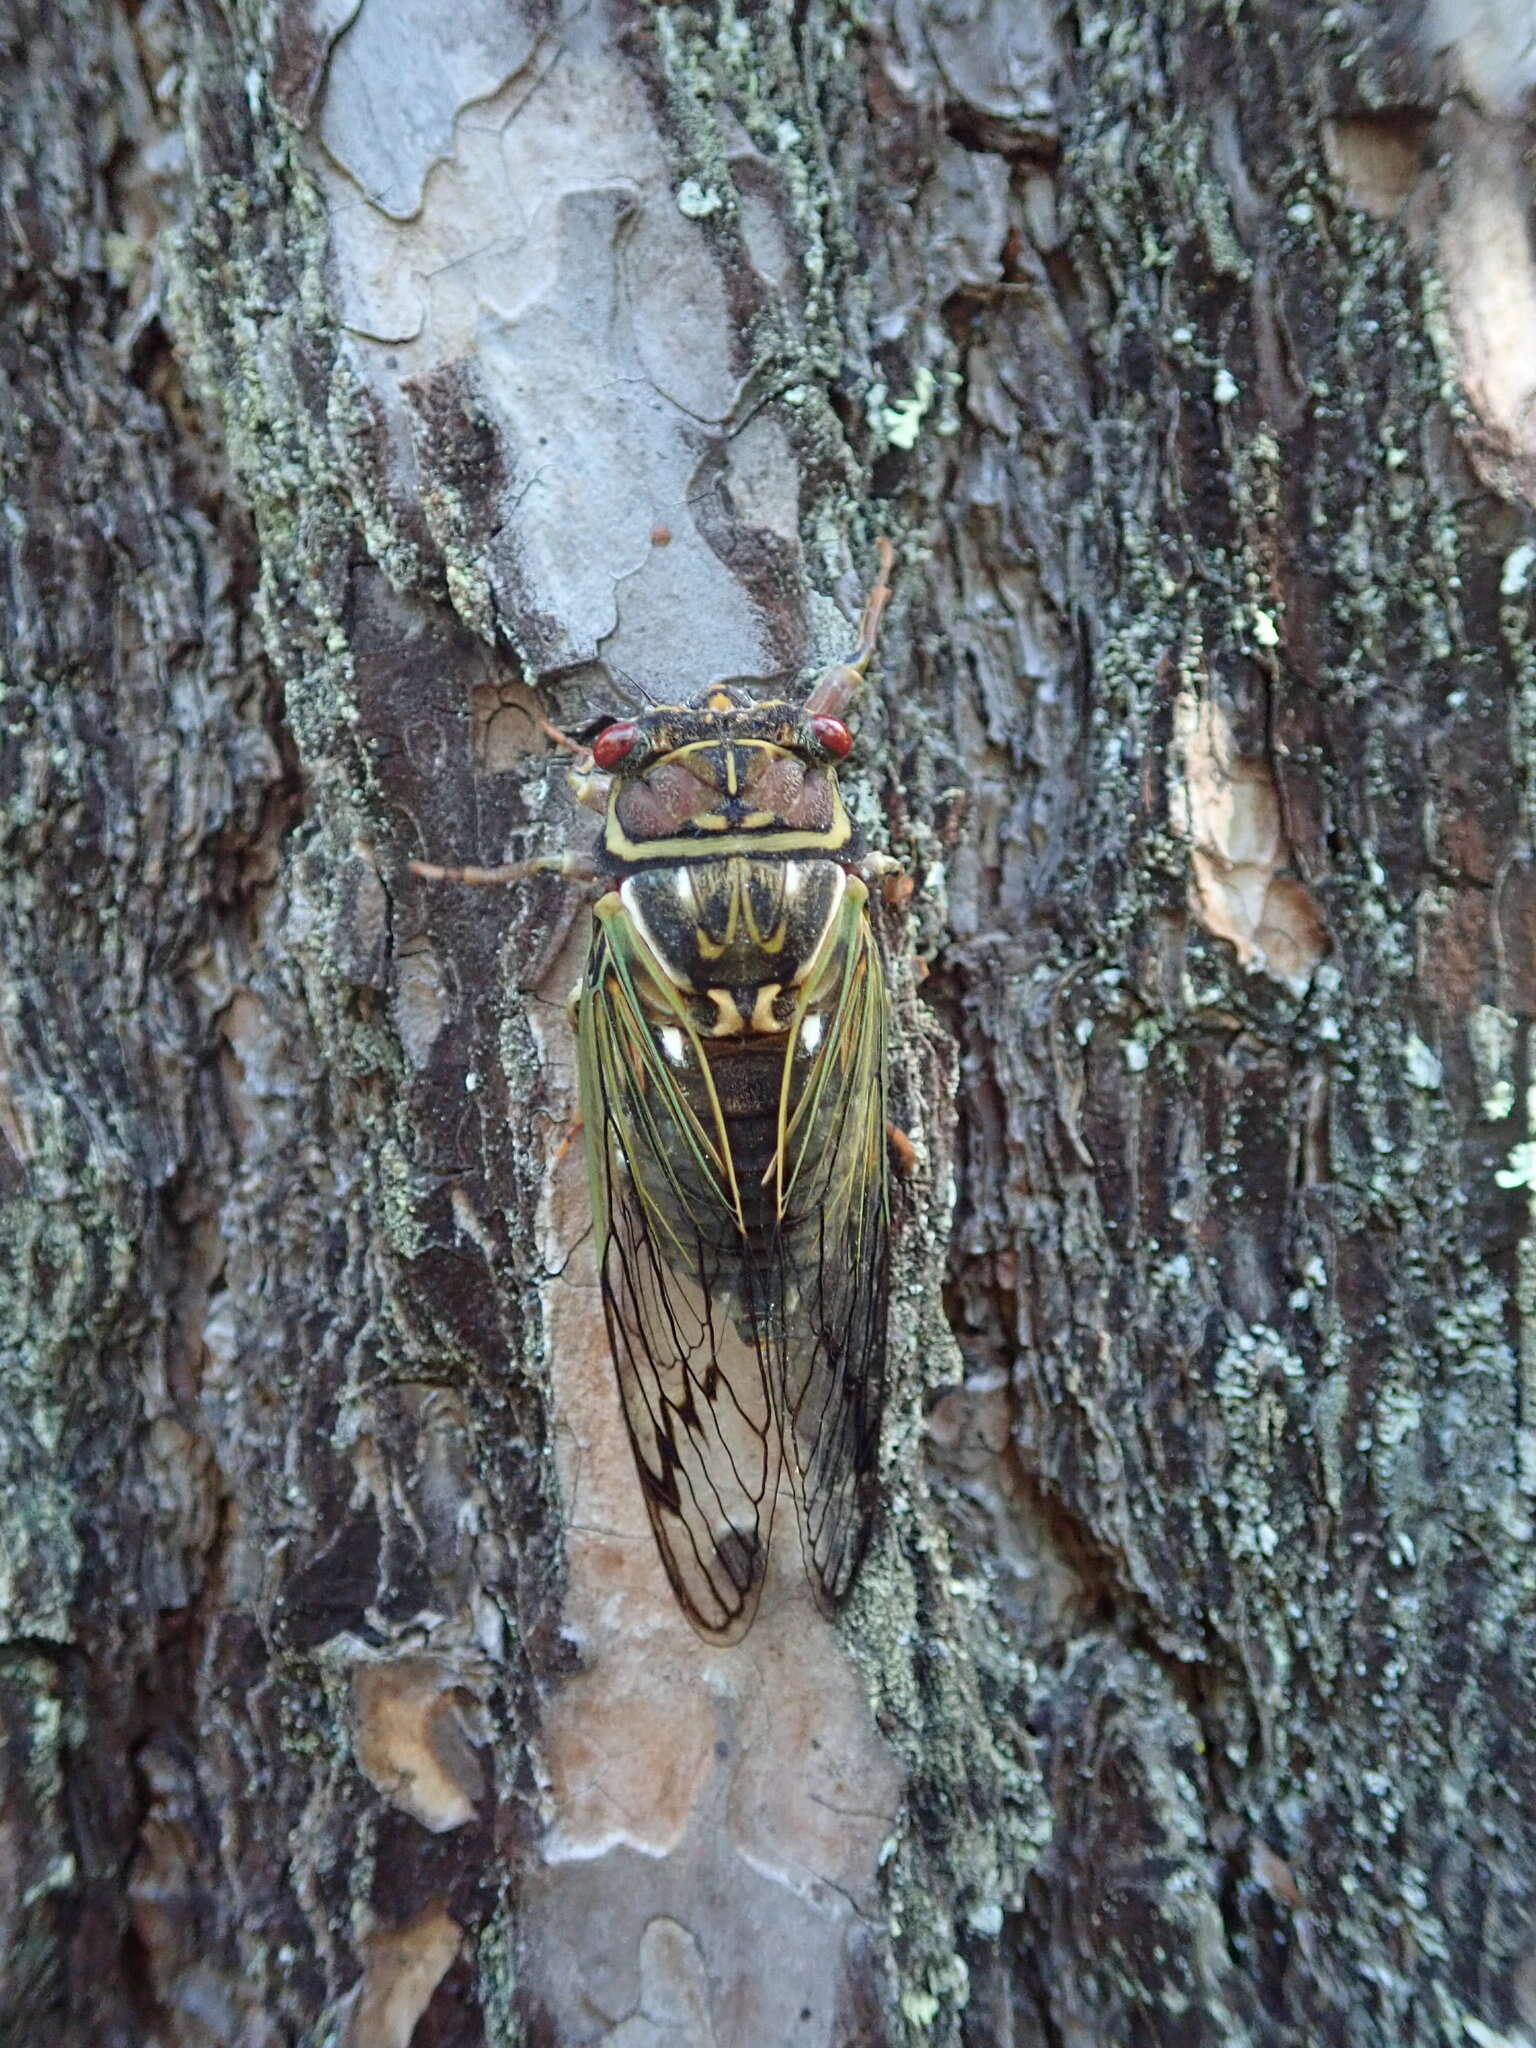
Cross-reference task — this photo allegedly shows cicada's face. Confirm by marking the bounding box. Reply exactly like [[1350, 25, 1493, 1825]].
[[591, 687, 860, 866]]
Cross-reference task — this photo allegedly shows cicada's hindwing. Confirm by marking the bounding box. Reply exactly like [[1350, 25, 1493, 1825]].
[[575, 856, 890, 1643]]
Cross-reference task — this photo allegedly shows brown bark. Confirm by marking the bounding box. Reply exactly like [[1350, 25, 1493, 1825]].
[[3, 2, 1535, 2044]]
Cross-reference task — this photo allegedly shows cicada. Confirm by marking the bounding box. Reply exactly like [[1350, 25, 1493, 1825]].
[[414, 545, 900, 1642]]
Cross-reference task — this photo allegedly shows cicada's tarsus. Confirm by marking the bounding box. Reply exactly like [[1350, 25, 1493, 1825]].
[[414, 544, 902, 1642]]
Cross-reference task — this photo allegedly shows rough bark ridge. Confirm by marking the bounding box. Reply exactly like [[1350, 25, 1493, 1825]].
[[2, 0, 1535, 2044]]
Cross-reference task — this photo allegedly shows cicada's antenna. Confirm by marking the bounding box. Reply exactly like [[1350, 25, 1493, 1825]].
[[610, 664, 659, 707], [803, 539, 896, 718]]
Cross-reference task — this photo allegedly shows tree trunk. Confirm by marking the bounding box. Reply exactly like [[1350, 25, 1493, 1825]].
[[4, 1, 1535, 2042]]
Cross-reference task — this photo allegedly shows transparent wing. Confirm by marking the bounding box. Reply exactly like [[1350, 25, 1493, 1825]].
[[763, 883, 890, 1613], [577, 899, 778, 1643]]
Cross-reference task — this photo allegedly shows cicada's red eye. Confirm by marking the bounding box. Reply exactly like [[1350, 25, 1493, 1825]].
[[809, 714, 853, 758], [592, 721, 639, 769]]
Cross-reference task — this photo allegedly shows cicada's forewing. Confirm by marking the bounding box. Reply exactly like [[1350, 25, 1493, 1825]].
[[576, 895, 779, 1643], [761, 877, 890, 1613]]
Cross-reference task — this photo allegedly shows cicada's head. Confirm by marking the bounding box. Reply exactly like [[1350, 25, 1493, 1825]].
[[590, 685, 860, 864]]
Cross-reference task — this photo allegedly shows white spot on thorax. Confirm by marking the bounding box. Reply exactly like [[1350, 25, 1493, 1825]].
[[674, 867, 694, 906], [659, 1027, 688, 1066], [800, 1013, 824, 1054]]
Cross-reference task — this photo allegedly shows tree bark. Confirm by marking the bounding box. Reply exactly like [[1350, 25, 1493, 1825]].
[[4, 1, 1536, 2043]]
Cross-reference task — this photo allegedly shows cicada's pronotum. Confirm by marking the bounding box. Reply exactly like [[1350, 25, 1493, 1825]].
[[414, 545, 901, 1642]]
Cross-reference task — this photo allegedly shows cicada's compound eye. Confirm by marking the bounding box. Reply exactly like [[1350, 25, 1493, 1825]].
[[808, 714, 853, 759], [592, 720, 640, 770]]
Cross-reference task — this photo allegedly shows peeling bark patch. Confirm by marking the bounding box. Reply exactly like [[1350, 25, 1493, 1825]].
[[333, 847, 392, 989], [352, 1658, 486, 1832], [603, 1918, 714, 2046], [1425, 0, 1536, 116], [1170, 692, 1327, 988], [271, 0, 364, 129], [1424, 4, 1536, 498], [319, 0, 548, 218], [344, 1902, 463, 2048], [924, 0, 1061, 157], [1321, 113, 1429, 218], [393, 939, 448, 1068], [1435, 109, 1536, 501], [303, 0, 803, 685], [470, 680, 545, 773]]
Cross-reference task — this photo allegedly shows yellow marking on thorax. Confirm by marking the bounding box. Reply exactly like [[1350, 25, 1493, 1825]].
[[749, 984, 785, 1032], [692, 857, 793, 958], [739, 864, 788, 954], [704, 987, 748, 1035]]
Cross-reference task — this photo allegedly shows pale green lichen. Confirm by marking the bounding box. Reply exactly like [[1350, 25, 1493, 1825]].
[[872, 366, 938, 452], [1499, 1142, 1536, 1192], [1402, 1032, 1443, 1091], [1500, 541, 1535, 596], [674, 176, 723, 218]]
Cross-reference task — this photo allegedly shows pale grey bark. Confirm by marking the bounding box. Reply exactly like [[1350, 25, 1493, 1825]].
[[3, 3, 1536, 2045]]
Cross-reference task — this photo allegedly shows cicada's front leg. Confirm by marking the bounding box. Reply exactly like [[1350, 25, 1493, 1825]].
[[409, 849, 600, 887], [537, 717, 613, 816], [410, 714, 613, 888], [803, 536, 895, 719]]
